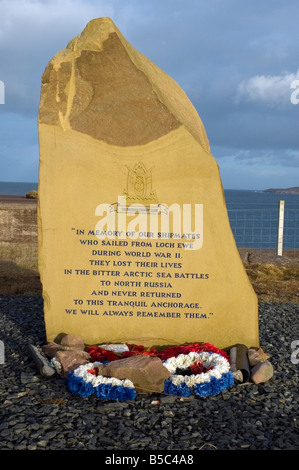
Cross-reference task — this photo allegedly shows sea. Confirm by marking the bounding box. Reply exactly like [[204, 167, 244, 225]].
[[1, 182, 298, 251]]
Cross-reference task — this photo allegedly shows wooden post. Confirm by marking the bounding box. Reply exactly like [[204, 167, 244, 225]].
[[277, 200, 285, 256]]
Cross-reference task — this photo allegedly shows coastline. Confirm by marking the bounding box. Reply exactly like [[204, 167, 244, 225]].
[[263, 186, 299, 195]]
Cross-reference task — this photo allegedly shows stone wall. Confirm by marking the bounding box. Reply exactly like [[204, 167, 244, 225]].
[[0, 197, 38, 245]]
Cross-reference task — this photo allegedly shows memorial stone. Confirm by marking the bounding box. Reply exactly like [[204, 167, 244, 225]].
[[38, 17, 259, 349]]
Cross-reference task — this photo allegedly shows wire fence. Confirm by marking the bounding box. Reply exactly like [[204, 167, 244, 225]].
[[227, 201, 299, 257], [1, 201, 299, 269]]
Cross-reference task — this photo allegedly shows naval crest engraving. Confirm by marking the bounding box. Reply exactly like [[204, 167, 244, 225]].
[[123, 162, 158, 204]]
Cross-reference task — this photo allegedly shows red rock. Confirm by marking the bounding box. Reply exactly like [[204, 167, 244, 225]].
[[102, 355, 170, 393], [41, 342, 68, 358], [59, 334, 85, 350], [55, 350, 88, 377], [248, 347, 269, 367]]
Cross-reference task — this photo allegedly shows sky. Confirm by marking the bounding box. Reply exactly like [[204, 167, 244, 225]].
[[0, 0, 299, 190]]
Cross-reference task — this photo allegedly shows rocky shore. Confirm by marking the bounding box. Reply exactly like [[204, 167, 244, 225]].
[[0, 294, 298, 453]]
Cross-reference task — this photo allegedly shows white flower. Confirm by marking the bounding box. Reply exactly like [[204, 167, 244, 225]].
[[72, 362, 134, 389], [163, 352, 230, 388], [50, 357, 61, 373]]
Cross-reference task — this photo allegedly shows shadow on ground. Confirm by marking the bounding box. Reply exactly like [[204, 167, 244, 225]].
[[0, 260, 42, 295]]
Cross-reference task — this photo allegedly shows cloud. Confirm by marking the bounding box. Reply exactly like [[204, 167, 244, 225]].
[[0, 0, 299, 188], [212, 145, 299, 168], [235, 71, 299, 107], [215, 148, 299, 190], [0, 0, 116, 114]]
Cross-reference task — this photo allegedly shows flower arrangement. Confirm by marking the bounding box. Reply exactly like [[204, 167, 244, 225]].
[[162, 351, 234, 398], [86, 345, 120, 363], [86, 343, 158, 362], [66, 362, 136, 401], [157, 342, 230, 362], [66, 342, 234, 401], [121, 343, 158, 358]]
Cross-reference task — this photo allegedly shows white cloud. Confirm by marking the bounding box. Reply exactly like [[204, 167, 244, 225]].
[[235, 70, 299, 107]]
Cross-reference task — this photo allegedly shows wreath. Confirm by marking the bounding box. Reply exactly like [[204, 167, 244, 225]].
[[66, 362, 136, 401], [162, 351, 234, 398], [64, 342, 234, 401]]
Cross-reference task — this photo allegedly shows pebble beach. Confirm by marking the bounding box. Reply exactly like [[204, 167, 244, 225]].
[[0, 294, 298, 453]]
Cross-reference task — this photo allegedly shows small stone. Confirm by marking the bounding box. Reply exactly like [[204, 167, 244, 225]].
[[20, 372, 37, 384], [59, 334, 85, 350], [55, 350, 89, 377], [248, 347, 269, 367], [251, 360, 274, 384], [159, 396, 177, 404], [27, 445, 37, 450], [37, 440, 48, 448], [233, 370, 243, 382], [41, 342, 68, 358], [151, 400, 160, 405]]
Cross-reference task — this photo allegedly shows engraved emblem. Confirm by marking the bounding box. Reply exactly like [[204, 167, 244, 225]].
[[123, 162, 158, 205]]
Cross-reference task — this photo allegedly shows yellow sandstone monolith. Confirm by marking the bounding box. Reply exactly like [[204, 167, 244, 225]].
[[38, 17, 259, 349]]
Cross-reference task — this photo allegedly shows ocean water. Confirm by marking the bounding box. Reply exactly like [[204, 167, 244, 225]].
[[225, 190, 299, 250], [1, 183, 298, 250], [0, 181, 38, 196]]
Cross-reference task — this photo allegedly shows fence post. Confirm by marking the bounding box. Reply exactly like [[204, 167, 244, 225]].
[[277, 200, 285, 256]]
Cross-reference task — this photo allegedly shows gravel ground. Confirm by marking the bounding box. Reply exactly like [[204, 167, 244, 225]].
[[0, 294, 298, 453]]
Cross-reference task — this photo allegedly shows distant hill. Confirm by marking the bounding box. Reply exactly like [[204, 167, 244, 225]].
[[263, 187, 299, 194]]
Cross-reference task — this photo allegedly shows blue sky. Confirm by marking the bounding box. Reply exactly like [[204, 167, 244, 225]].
[[0, 0, 298, 190]]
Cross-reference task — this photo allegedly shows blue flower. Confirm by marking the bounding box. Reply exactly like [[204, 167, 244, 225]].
[[177, 382, 191, 397], [163, 379, 178, 395], [194, 381, 211, 398], [94, 383, 136, 401], [163, 380, 191, 397], [123, 387, 136, 401], [109, 385, 123, 401], [67, 372, 94, 398], [194, 372, 234, 398], [95, 383, 113, 400]]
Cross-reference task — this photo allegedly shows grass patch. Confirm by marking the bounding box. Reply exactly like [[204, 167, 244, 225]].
[[0, 243, 38, 270], [245, 263, 299, 303], [0, 242, 41, 295], [0, 260, 41, 295]]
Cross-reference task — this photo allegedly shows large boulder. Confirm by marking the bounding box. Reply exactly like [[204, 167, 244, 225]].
[[101, 355, 170, 393], [38, 17, 258, 350]]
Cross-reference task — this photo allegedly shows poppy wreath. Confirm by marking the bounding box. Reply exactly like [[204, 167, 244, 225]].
[[162, 350, 234, 398], [66, 362, 136, 401], [66, 342, 234, 400]]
